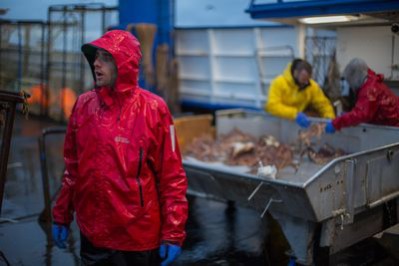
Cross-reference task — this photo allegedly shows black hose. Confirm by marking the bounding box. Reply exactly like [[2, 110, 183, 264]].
[[0, 250, 10, 266]]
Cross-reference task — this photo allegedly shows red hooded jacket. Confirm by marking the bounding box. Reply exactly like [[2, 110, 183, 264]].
[[52, 30, 188, 251], [332, 69, 399, 130]]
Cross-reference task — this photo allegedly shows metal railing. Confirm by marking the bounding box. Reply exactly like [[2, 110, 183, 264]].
[[0, 90, 27, 214]]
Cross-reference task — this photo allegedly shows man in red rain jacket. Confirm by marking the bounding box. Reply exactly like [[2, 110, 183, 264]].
[[325, 58, 399, 133], [52, 30, 188, 266]]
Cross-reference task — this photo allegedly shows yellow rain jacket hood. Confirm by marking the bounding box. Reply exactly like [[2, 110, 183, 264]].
[[265, 63, 335, 120]]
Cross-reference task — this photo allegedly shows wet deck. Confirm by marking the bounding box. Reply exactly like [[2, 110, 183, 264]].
[[0, 114, 397, 265], [0, 114, 267, 266]]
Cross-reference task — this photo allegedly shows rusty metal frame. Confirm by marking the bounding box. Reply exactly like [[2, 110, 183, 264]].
[[0, 91, 25, 214]]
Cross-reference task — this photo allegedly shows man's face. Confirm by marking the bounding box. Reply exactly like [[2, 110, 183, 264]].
[[93, 49, 117, 87], [293, 69, 311, 88]]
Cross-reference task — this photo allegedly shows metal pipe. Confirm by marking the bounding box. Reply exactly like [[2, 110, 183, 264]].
[[45, 9, 52, 117], [170, 0, 176, 58], [260, 198, 282, 218], [23, 24, 31, 79], [38, 126, 66, 223], [40, 23, 45, 116], [0, 103, 16, 214], [60, 7, 67, 122], [38, 136, 51, 223], [17, 23, 22, 92], [0, 23, 2, 90], [368, 190, 399, 209], [79, 9, 86, 94], [42, 126, 68, 136], [390, 34, 395, 79], [247, 182, 263, 201]]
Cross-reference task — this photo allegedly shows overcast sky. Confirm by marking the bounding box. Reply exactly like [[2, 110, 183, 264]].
[[0, 0, 117, 20], [0, 0, 276, 27]]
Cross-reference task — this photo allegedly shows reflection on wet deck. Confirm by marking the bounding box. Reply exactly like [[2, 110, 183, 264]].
[[0, 114, 396, 265]]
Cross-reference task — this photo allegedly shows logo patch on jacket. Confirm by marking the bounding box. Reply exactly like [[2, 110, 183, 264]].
[[114, 136, 130, 144]]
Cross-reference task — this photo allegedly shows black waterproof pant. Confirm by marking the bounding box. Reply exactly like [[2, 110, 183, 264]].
[[80, 233, 161, 266]]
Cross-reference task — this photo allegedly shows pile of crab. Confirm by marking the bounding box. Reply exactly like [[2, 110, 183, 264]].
[[183, 124, 346, 177]]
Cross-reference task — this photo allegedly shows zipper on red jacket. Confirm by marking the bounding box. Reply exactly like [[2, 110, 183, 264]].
[[115, 94, 122, 122], [136, 148, 144, 207], [117, 104, 121, 122]]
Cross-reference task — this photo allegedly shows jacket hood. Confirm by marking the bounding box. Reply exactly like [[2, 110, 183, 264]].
[[368, 69, 384, 83], [350, 69, 384, 99], [283, 63, 301, 89], [82, 30, 142, 93], [283, 62, 314, 91], [282, 63, 295, 86]]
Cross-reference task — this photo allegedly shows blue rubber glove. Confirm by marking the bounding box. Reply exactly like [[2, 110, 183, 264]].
[[159, 243, 182, 266], [52, 224, 69, 249], [288, 256, 296, 266], [325, 120, 336, 134], [295, 112, 311, 128]]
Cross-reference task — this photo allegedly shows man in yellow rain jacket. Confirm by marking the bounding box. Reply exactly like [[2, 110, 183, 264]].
[[265, 59, 335, 128]]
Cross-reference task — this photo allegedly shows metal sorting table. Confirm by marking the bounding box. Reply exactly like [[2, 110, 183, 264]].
[[183, 109, 399, 265]]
